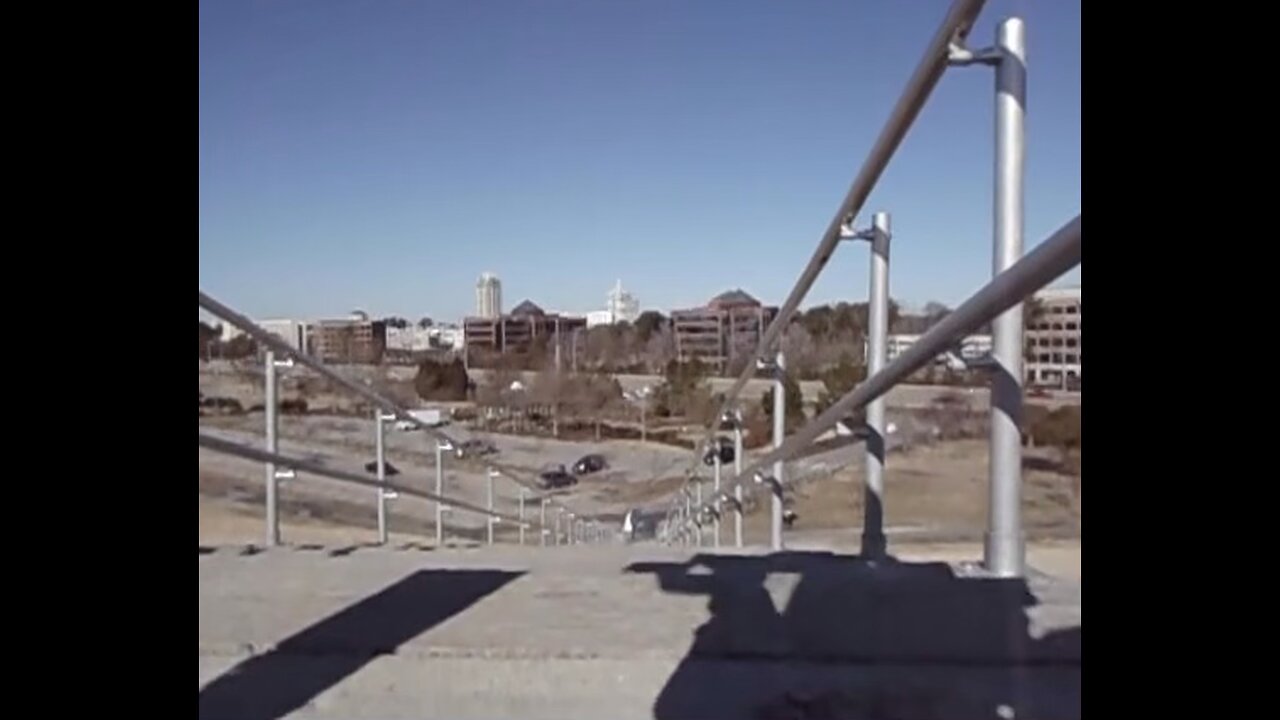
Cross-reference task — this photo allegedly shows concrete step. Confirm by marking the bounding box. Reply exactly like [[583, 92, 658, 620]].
[[199, 543, 1081, 719]]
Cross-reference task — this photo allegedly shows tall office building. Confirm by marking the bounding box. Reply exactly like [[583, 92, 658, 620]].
[[1025, 286, 1081, 387], [606, 279, 640, 324], [475, 272, 502, 319]]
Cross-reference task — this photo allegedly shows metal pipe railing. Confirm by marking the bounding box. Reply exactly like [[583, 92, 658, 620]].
[[688, 213, 1081, 523], [199, 291, 600, 539], [691, 0, 989, 475], [199, 432, 528, 526], [666, 0, 990, 522], [201, 290, 461, 447]]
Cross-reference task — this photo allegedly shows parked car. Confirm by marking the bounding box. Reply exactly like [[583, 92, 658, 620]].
[[573, 454, 608, 475], [702, 437, 735, 466], [539, 464, 577, 490], [363, 460, 401, 477], [454, 439, 497, 459]]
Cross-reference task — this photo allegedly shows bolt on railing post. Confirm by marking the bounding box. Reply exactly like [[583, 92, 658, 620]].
[[733, 423, 744, 548], [264, 350, 281, 547], [863, 211, 891, 558], [986, 16, 1028, 578], [771, 351, 786, 551], [375, 408, 388, 545], [518, 488, 527, 545]]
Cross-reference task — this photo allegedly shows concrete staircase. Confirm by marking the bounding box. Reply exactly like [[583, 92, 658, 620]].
[[199, 543, 1081, 720]]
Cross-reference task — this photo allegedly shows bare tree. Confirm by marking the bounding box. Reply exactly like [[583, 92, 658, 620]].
[[642, 328, 675, 373], [565, 371, 622, 440], [528, 370, 567, 437], [782, 324, 820, 379]]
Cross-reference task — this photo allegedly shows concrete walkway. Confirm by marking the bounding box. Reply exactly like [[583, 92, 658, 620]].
[[199, 543, 1081, 720]]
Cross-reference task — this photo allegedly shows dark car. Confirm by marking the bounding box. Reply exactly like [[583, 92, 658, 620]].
[[572, 454, 608, 475], [454, 439, 497, 459], [539, 464, 578, 490], [363, 461, 401, 477], [702, 437, 735, 466]]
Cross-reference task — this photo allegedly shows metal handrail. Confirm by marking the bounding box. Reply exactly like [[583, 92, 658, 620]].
[[199, 290, 593, 525], [684, 214, 1081, 524], [199, 432, 528, 525], [675, 0, 990, 501]]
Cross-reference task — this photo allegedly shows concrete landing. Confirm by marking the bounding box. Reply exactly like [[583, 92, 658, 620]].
[[199, 544, 1081, 720]]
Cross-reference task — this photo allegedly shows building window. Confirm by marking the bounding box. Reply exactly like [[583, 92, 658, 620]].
[[1066, 322, 1078, 331], [1039, 353, 1050, 363], [1051, 338, 1064, 347], [1052, 323, 1064, 331], [1065, 354, 1078, 364], [1052, 353, 1063, 364], [1066, 306, 1078, 314], [1038, 338, 1049, 347], [1066, 338, 1078, 348]]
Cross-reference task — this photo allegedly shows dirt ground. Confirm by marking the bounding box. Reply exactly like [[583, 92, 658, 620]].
[[202, 434, 1079, 551], [198, 496, 1080, 581], [737, 438, 1080, 544]]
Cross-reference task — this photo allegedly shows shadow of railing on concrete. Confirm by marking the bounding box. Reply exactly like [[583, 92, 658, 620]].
[[198, 569, 522, 720], [626, 552, 1081, 720]]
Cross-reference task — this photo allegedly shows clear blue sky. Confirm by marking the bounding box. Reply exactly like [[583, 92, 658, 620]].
[[199, 0, 1079, 324]]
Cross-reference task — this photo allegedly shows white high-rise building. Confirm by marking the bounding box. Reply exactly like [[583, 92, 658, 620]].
[[606, 279, 640, 324], [475, 272, 502, 319]]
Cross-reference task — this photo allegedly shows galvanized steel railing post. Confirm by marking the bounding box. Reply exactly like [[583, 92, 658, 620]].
[[986, 16, 1028, 577], [950, 15, 1029, 576], [375, 409, 388, 545], [733, 421, 744, 547], [435, 441, 450, 548], [486, 469, 496, 545], [864, 212, 891, 558], [518, 488, 527, 545], [712, 453, 722, 549], [264, 351, 280, 547], [694, 480, 703, 547], [770, 351, 786, 551]]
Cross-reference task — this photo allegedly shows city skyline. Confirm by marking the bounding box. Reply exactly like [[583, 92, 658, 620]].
[[199, 277, 1082, 332], [200, 0, 1080, 323]]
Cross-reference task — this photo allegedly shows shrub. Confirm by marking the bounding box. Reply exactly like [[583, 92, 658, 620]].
[[1026, 405, 1081, 450], [414, 358, 471, 402]]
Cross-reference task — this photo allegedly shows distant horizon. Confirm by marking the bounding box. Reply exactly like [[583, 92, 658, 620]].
[[198, 278, 1080, 328]]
